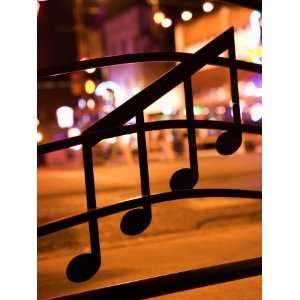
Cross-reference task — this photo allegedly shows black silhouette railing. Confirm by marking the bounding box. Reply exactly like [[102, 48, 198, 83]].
[[38, 27, 262, 298]]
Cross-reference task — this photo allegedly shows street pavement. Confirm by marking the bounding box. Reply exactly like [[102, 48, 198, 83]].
[[38, 152, 261, 299]]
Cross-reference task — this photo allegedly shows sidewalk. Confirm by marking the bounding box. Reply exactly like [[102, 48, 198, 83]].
[[38, 221, 261, 299], [38, 153, 261, 299]]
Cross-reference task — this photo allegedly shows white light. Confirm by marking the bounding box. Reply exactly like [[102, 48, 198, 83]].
[[37, 118, 40, 127], [37, 131, 43, 143], [131, 87, 141, 95], [67, 128, 82, 150], [68, 127, 81, 137], [244, 82, 261, 98], [95, 81, 124, 107], [244, 82, 256, 97], [85, 68, 96, 74], [121, 134, 131, 144], [181, 10, 193, 22], [87, 98, 95, 109], [203, 2, 214, 13], [250, 11, 261, 25], [106, 137, 117, 144], [56, 106, 74, 128], [78, 98, 86, 109], [162, 105, 173, 115], [250, 103, 262, 122], [249, 10, 261, 49], [161, 18, 172, 28], [153, 11, 165, 24], [254, 87, 262, 97]]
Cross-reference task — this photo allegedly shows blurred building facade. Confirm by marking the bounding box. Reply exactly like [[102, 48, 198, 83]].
[[101, 4, 178, 111], [38, 1, 262, 166], [174, 5, 262, 124], [38, 2, 178, 165]]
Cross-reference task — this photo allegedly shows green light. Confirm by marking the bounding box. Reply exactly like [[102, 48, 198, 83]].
[[193, 106, 203, 115]]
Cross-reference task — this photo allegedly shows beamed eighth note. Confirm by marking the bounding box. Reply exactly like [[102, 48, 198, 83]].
[[59, 27, 244, 282]]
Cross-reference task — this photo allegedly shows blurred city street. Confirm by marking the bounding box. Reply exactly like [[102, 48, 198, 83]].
[[37, 0, 262, 298], [38, 151, 261, 299]]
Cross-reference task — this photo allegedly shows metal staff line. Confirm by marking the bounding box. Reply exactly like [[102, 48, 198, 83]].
[[38, 53, 261, 79], [38, 188, 261, 237], [37, 120, 262, 155], [51, 257, 262, 300]]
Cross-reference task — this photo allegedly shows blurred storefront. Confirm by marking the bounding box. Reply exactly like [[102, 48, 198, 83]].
[[174, 5, 262, 122], [102, 4, 178, 111], [38, 3, 262, 167], [174, 5, 262, 149]]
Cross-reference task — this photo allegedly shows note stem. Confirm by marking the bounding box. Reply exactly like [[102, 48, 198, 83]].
[[136, 111, 151, 212], [228, 33, 241, 125], [82, 144, 101, 262], [184, 77, 199, 178]]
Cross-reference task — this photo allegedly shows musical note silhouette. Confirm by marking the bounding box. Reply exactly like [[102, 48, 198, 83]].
[[120, 110, 152, 235], [66, 145, 101, 282], [120, 205, 152, 236], [72, 28, 241, 244], [63, 28, 244, 280], [170, 78, 199, 191], [170, 28, 242, 190], [215, 30, 242, 155], [216, 130, 242, 155]]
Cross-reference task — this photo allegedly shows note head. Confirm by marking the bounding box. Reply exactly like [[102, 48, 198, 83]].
[[169, 168, 198, 191], [216, 131, 242, 155], [120, 208, 151, 236], [66, 253, 100, 282]]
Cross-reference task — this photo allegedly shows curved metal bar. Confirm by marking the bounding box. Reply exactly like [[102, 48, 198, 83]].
[[38, 188, 261, 237], [38, 53, 261, 79], [52, 257, 262, 300], [37, 120, 262, 155]]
